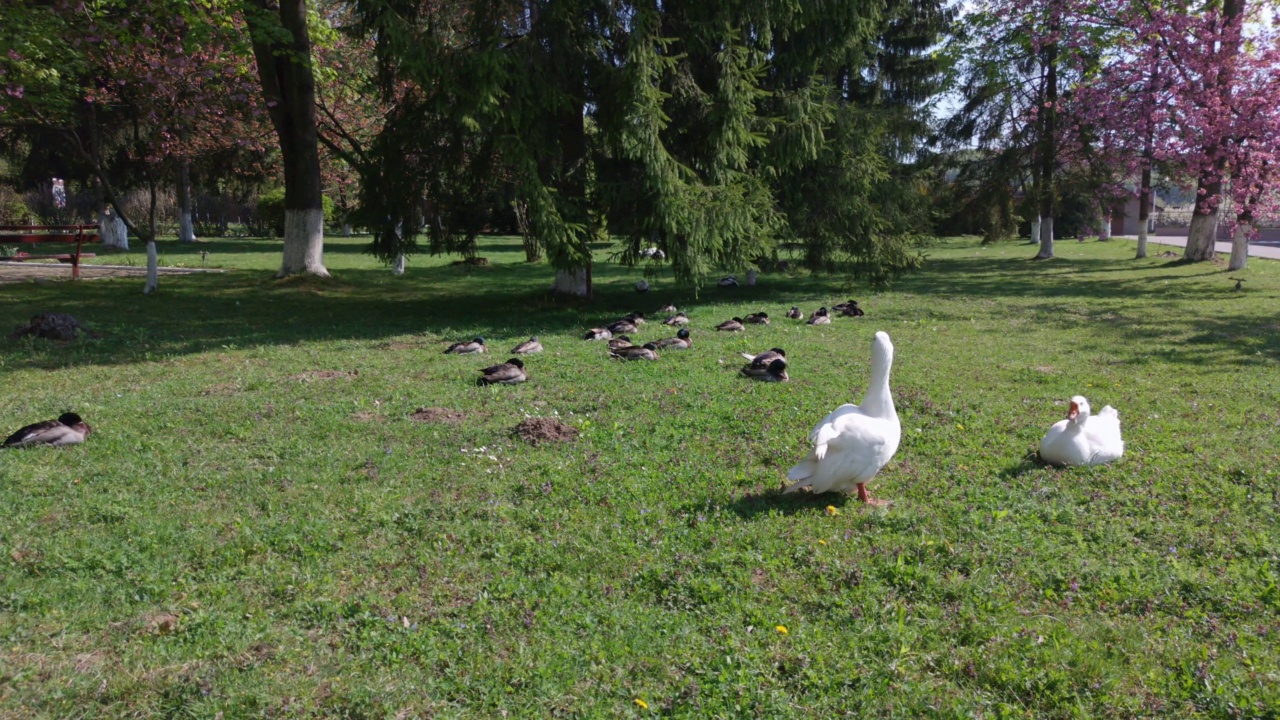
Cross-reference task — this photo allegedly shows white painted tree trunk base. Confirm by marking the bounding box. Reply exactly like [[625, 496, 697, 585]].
[[143, 240, 159, 295], [1184, 212, 1219, 261], [278, 208, 329, 278], [101, 211, 128, 250], [1228, 221, 1250, 271], [550, 267, 590, 298], [746, 269, 757, 286], [1136, 225, 1149, 259], [178, 210, 196, 243], [1030, 216, 1041, 244], [342, 222, 352, 237], [1098, 213, 1111, 241], [393, 253, 406, 275], [1035, 217, 1054, 259]]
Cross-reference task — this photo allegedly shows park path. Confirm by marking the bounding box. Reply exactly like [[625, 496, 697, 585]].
[[0, 262, 223, 284], [1113, 234, 1280, 261]]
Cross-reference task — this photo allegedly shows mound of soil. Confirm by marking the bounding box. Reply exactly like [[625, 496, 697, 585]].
[[410, 407, 466, 424], [11, 312, 95, 341], [513, 417, 580, 445]]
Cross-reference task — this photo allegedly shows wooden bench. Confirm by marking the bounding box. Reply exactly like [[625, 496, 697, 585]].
[[0, 224, 100, 280]]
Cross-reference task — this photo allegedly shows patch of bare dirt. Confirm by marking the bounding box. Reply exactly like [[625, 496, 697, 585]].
[[350, 411, 379, 422], [1034, 366, 1055, 374], [141, 612, 180, 635], [288, 369, 358, 381], [201, 383, 242, 396], [410, 407, 466, 424], [513, 417, 580, 445]]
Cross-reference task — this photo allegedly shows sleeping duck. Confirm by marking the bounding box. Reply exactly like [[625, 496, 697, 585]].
[[662, 312, 690, 326], [584, 327, 613, 341], [4, 412, 92, 448], [653, 328, 692, 350], [716, 317, 745, 332], [740, 348, 786, 366], [477, 358, 528, 386], [1039, 396, 1124, 466], [444, 337, 487, 354], [657, 304, 678, 314], [607, 317, 640, 335], [628, 311, 647, 325], [807, 308, 831, 325], [785, 306, 804, 320], [718, 275, 739, 287], [744, 312, 770, 325], [741, 357, 789, 382], [838, 301, 865, 318], [607, 335, 635, 351], [511, 336, 543, 354], [611, 342, 660, 361]]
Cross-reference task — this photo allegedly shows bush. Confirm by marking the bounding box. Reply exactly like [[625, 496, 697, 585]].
[[0, 185, 30, 224], [256, 188, 334, 238]]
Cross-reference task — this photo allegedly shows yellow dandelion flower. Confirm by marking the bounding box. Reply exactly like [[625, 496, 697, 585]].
[[957, 424, 965, 431], [775, 625, 788, 635], [818, 539, 827, 545], [825, 505, 840, 516], [634, 698, 648, 709]]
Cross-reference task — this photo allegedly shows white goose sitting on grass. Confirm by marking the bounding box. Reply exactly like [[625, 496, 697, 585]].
[[785, 332, 900, 505], [1039, 395, 1124, 466]]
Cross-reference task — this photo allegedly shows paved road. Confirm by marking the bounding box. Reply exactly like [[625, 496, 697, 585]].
[[1113, 234, 1280, 260]]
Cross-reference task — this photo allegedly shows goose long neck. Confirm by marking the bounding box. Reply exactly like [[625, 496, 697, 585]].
[[861, 345, 896, 419]]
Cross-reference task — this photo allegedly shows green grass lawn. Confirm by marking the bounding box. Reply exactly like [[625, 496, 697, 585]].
[[2, 235, 1279, 718]]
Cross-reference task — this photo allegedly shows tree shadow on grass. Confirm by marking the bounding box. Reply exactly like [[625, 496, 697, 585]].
[[3, 235, 1275, 371]]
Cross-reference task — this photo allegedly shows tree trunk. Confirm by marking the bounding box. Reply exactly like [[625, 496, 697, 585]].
[[1229, 218, 1250, 271], [1184, 175, 1222, 261], [1135, 169, 1151, 258], [1097, 206, 1110, 241], [551, 266, 590, 297], [144, 240, 159, 295], [393, 252, 406, 275], [746, 269, 758, 286], [1037, 217, 1054, 259], [177, 159, 196, 243], [250, 0, 330, 278], [1034, 14, 1058, 260], [1030, 215, 1040, 244], [99, 205, 129, 250]]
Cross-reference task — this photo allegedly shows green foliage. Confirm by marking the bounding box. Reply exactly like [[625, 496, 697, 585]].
[[3, 235, 1279, 716], [256, 188, 334, 237], [347, 0, 951, 289]]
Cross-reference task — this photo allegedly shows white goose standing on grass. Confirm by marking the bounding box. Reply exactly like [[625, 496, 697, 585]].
[[785, 331, 900, 505], [1039, 395, 1124, 466]]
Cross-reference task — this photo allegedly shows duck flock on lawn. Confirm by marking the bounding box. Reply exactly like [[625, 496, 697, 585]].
[[7, 295, 1125, 507]]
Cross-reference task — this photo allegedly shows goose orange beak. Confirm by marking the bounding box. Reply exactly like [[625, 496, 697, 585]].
[[1067, 401, 1079, 420]]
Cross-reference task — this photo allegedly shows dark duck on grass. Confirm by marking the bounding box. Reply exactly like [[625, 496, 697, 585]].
[[511, 336, 543, 354], [477, 358, 528, 386], [741, 358, 789, 382], [444, 337, 487, 354], [653, 328, 692, 350], [607, 335, 635, 351], [611, 342, 660, 361], [4, 412, 92, 448], [716, 317, 745, 332], [785, 306, 804, 320], [807, 308, 831, 325]]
